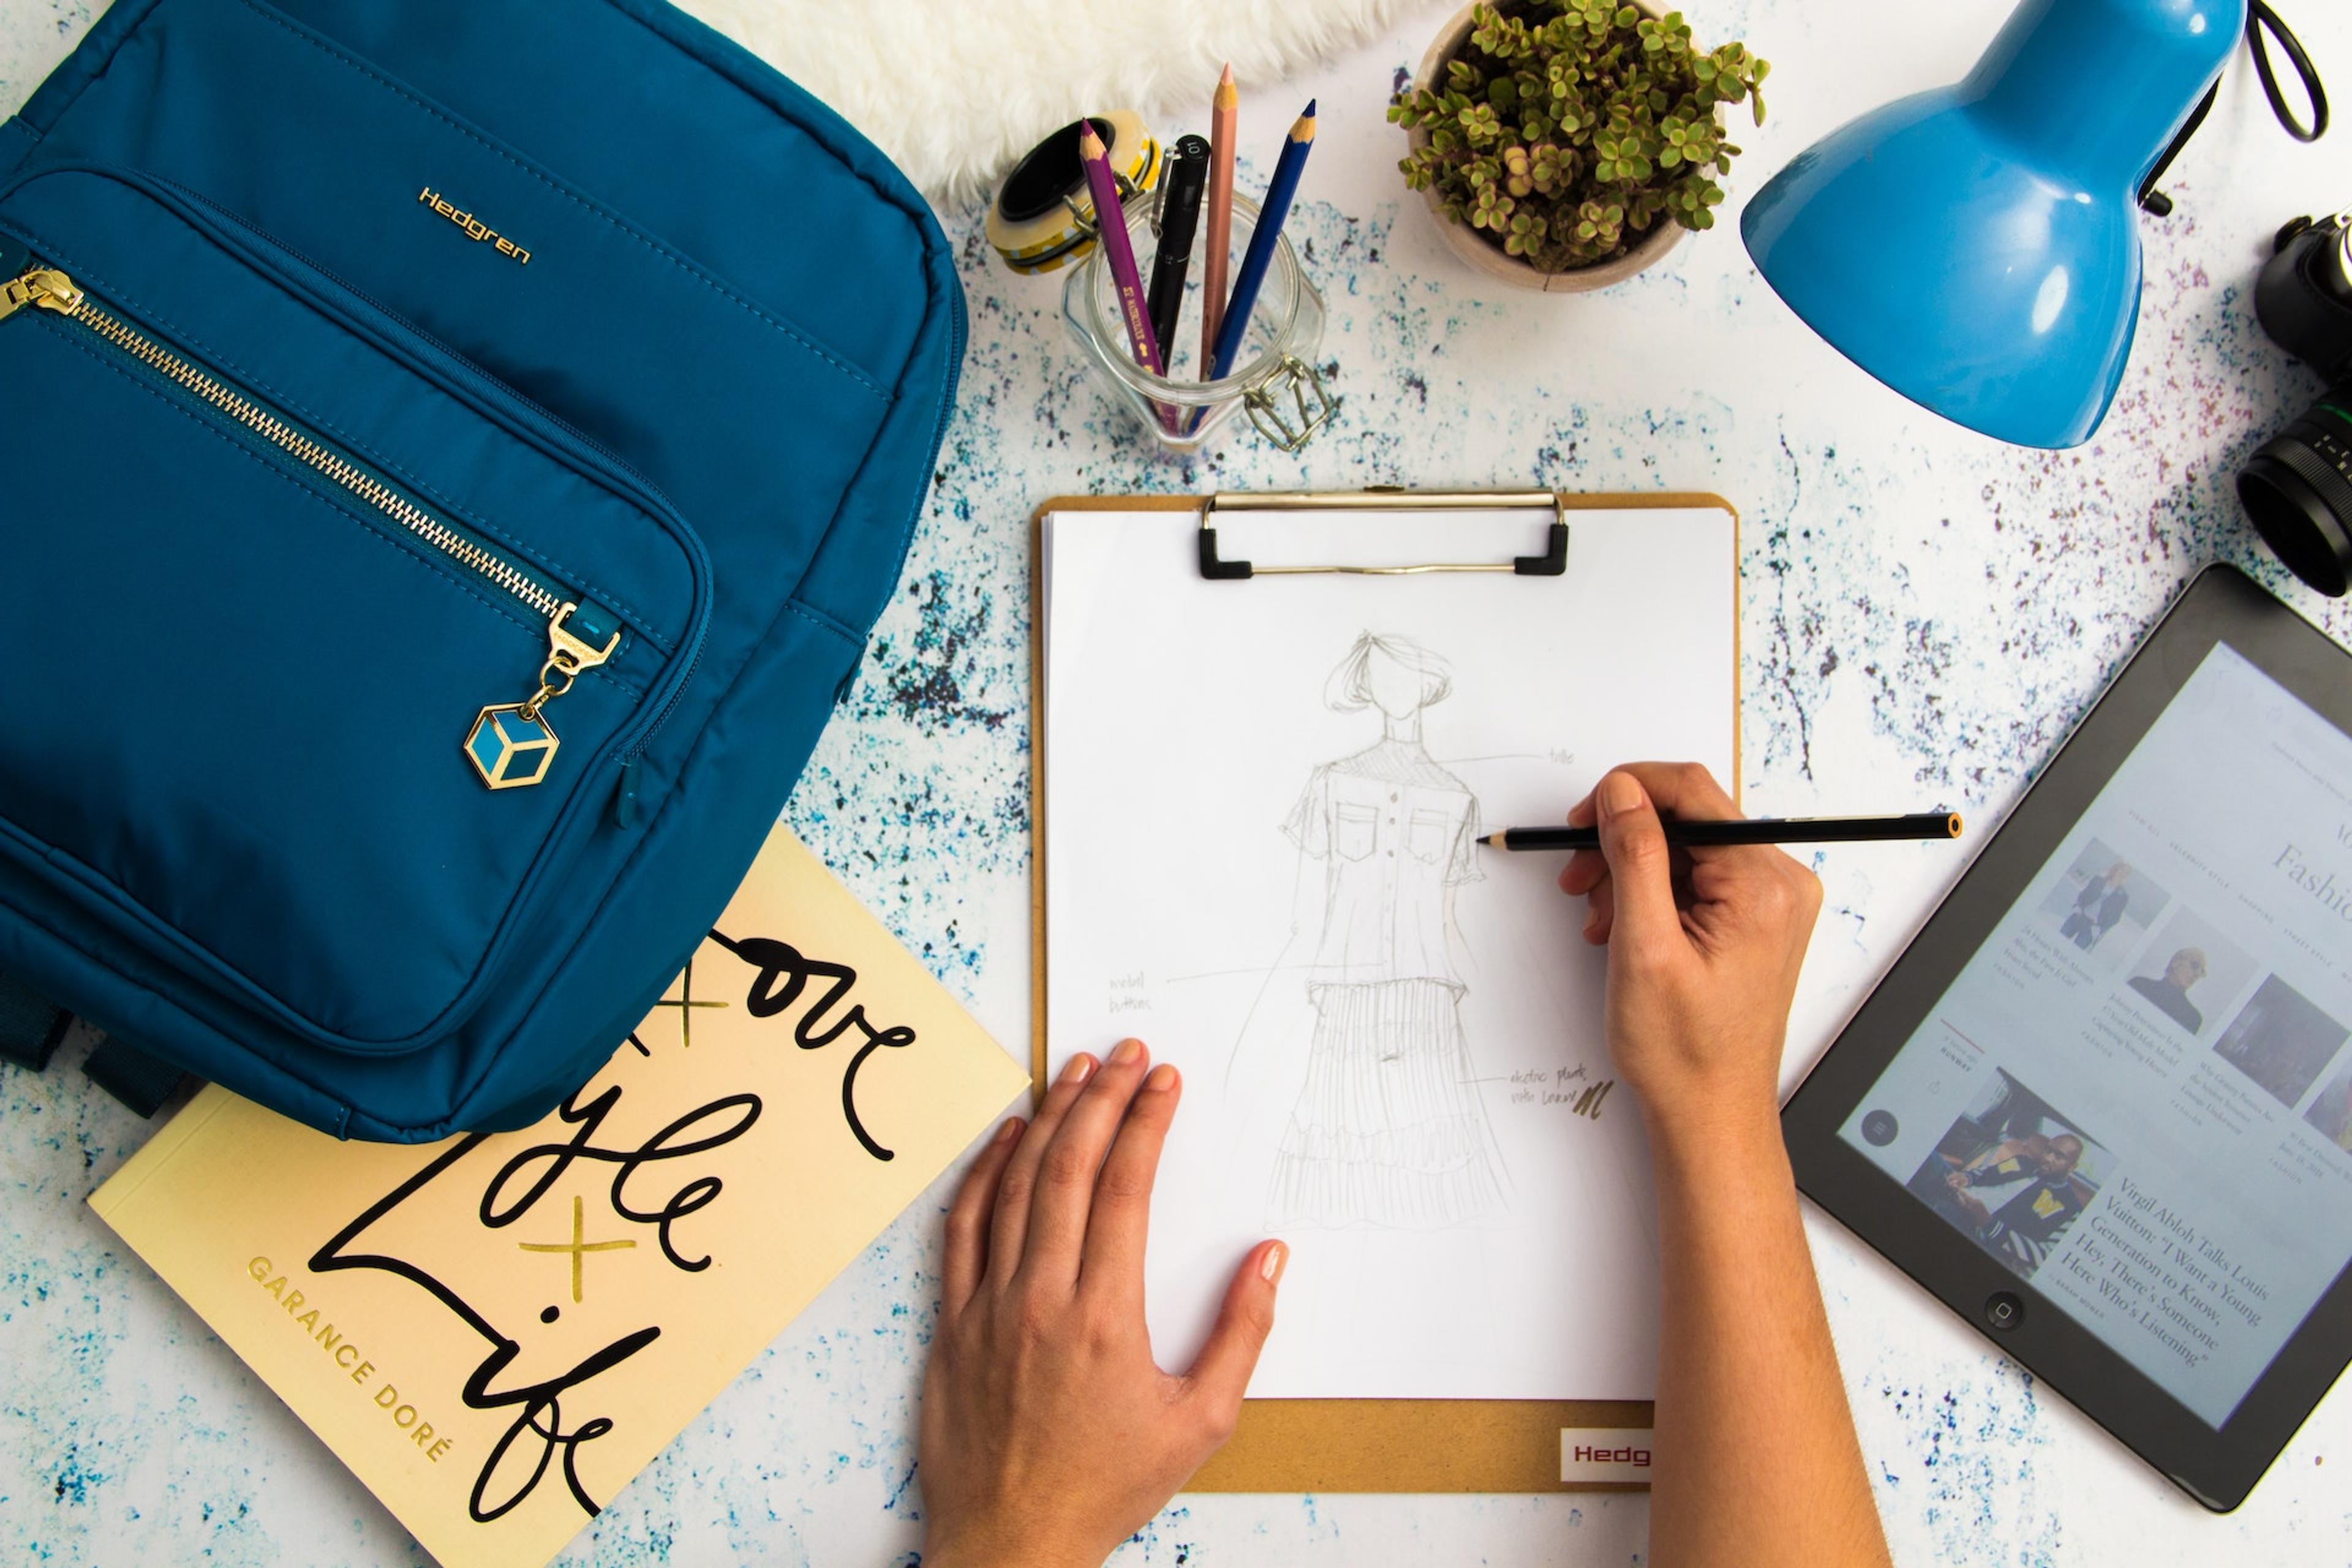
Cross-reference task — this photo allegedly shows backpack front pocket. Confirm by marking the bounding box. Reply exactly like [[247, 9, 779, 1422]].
[[0, 166, 710, 1050], [5, 265, 630, 789]]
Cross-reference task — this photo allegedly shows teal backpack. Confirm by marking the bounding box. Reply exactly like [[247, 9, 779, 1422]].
[[0, 0, 965, 1139]]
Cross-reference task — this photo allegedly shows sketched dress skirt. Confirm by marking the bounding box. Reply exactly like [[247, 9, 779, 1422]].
[[1271, 752, 1510, 1228]]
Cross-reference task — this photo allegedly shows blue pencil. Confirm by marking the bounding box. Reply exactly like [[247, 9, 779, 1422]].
[[1206, 100, 1316, 383]]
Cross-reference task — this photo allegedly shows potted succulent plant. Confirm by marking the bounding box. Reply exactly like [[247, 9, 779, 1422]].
[[1392, 1, 1769, 291]]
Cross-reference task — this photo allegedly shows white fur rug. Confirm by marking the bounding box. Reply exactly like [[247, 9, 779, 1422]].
[[675, 0, 1419, 206]]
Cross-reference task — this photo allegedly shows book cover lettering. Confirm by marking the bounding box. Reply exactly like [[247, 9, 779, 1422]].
[[91, 827, 1028, 1568]]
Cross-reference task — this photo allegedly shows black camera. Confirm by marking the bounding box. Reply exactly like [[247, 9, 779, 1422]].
[[2239, 212, 2352, 595]]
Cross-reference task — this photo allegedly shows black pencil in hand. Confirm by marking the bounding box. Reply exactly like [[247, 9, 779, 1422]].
[[1479, 813, 1962, 852]]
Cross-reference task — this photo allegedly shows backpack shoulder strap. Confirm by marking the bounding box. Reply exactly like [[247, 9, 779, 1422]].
[[0, 972, 71, 1071], [82, 1038, 188, 1119], [0, 974, 190, 1116]]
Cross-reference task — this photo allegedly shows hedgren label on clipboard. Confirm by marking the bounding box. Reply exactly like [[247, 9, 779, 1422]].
[[1560, 1427, 1656, 1484]]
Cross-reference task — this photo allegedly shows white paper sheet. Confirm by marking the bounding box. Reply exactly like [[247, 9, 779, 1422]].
[[1042, 503, 1735, 1400]]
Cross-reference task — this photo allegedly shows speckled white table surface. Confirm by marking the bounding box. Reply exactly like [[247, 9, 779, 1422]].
[[7, 1, 2352, 1564]]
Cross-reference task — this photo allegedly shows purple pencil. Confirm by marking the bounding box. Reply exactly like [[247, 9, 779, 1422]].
[[1078, 121, 1165, 377]]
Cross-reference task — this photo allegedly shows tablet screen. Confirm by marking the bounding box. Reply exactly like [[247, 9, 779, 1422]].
[[1839, 641, 2352, 1428]]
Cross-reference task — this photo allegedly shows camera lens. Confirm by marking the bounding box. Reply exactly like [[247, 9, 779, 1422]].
[[2237, 397, 2352, 597]]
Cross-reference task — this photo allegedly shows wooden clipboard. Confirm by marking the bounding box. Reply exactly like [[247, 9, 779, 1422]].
[[1028, 489, 1740, 1493]]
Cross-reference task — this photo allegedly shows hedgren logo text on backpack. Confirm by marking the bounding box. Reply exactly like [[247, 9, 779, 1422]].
[[417, 187, 532, 265]]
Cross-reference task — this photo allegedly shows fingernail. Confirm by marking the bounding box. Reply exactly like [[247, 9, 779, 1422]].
[[1144, 1063, 1179, 1093], [1260, 1242, 1286, 1284], [993, 1117, 1024, 1144], [1061, 1054, 1095, 1085], [1600, 772, 1643, 820], [1111, 1038, 1144, 1068]]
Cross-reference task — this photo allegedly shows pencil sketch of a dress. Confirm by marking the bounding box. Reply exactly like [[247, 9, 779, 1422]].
[[1269, 632, 1510, 1228]]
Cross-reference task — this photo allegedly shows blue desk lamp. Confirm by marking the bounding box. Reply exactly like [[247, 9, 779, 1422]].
[[1740, 0, 2244, 449]]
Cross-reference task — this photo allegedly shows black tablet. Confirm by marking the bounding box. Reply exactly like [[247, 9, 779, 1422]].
[[1784, 565, 2352, 1511]]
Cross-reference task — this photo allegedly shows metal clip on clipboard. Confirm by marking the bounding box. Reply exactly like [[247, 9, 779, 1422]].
[[1196, 487, 1572, 579]]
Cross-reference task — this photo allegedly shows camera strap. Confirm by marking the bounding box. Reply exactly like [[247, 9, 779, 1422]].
[[2139, 0, 2329, 217]]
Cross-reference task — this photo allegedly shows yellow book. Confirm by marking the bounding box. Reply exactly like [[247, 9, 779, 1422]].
[[89, 824, 1028, 1568]]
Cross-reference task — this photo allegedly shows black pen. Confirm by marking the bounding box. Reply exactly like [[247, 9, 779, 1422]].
[[1147, 134, 1211, 369], [1480, 813, 1963, 852]]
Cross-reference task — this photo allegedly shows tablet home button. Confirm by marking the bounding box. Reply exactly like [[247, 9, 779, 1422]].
[[1984, 1292, 2024, 1332]]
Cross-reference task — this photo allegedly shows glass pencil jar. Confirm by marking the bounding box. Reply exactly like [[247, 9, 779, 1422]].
[[1061, 192, 1334, 454]]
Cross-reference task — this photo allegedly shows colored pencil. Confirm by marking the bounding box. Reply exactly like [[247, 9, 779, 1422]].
[[1078, 121, 1163, 377], [1480, 813, 1964, 852], [1201, 63, 1239, 372], [1206, 100, 1316, 384]]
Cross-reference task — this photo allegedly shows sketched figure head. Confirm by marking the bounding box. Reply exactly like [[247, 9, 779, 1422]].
[[1325, 632, 1452, 737]]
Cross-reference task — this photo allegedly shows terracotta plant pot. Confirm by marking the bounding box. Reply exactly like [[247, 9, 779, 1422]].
[[1404, 0, 1685, 293]]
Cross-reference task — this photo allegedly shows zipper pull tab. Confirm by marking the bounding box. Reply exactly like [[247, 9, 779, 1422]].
[[463, 603, 623, 791], [546, 602, 621, 678], [0, 267, 81, 325]]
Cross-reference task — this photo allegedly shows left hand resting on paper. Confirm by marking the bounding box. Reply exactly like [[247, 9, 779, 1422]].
[[919, 1039, 1286, 1568]]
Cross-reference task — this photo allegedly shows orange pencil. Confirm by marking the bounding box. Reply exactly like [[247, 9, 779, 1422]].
[[1201, 63, 1238, 374]]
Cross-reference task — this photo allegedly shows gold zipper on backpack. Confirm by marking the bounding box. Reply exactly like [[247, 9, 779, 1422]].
[[2, 264, 617, 791]]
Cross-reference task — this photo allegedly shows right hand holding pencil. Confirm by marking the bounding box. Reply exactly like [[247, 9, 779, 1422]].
[[1559, 763, 1823, 1137]]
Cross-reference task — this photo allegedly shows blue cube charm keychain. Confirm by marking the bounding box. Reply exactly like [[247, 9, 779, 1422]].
[[464, 602, 621, 790], [465, 705, 562, 789]]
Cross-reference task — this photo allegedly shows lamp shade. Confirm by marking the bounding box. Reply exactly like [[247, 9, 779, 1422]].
[[1740, 0, 2242, 449]]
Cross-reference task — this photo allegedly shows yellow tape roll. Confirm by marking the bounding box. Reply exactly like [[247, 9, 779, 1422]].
[[987, 110, 1164, 276]]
